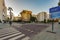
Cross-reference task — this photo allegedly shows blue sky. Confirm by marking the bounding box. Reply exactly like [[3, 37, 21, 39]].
[[5, 0, 59, 16]]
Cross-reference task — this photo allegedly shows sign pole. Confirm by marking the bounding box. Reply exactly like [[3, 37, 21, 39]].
[[51, 19, 56, 34], [52, 19, 54, 32]]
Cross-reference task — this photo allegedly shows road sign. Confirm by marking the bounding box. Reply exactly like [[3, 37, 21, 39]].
[[49, 6, 60, 19], [49, 6, 59, 34]]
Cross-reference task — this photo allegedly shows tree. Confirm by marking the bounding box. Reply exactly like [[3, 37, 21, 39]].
[[30, 16, 37, 22], [58, 2, 60, 6], [8, 7, 13, 20], [58, 0, 60, 6], [8, 7, 13, 25]]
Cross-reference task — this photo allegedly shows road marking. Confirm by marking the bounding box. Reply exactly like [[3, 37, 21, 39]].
[[0, 27, 19, 36], [0, 32, 21, 40], [0, 31, 19, 38], [21, 37, 30, 40], [26, 29, 31, 31], [30, 31, 34, 32], [25, 29, 34, 33], [9, 34, 25, 40]]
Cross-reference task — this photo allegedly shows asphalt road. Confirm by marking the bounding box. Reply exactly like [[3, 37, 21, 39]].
[[0, 23, 50, 40], [13, 23, 49, 39]]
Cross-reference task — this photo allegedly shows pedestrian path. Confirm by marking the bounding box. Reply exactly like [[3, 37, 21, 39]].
[[31, 23, 60, 40], [0, 27, 30, 40]]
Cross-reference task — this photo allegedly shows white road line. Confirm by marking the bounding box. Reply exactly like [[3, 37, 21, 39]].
[[25, 29, 34, 32], [0, 31, 19, 37], [28, 30, 34, 32], [0, 32, 22, 40], [9, 34, 25, 40], [21, 37, 30, 40], [0, 27, 19, 36]]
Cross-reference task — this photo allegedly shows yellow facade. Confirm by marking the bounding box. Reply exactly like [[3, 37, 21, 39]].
[[20, 10, 32, 21]]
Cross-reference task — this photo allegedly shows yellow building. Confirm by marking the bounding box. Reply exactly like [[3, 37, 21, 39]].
[[20, 10, 32, 22]]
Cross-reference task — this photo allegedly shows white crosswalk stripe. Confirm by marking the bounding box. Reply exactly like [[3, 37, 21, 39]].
[[0, 32, 30, 40], [0, 32, 19, 38], [0, 32, 22, 40], [0, 27, 19, 36], [9, 34, 25, 40], [0, 27, 30, 40]]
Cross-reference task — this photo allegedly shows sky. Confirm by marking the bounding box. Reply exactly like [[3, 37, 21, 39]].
[[5, 0, 59, 16]]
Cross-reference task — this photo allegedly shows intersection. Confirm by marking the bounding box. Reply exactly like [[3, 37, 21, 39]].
[[0, 23, 49, 40]]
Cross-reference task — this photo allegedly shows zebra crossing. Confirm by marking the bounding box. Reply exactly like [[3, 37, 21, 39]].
[[0, 27, 30, 40]]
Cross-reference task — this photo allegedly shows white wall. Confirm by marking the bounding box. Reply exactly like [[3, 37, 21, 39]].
[[37, 12, 49, 22], [37, 13, 44, 22], [0, 0, 7, 22]]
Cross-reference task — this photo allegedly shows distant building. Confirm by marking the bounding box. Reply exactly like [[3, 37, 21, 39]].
[[32, 14, 37, 18], [13, 16, 21, 21], [0, 0, 7, 23], [37, 12, 49, 22], [20, 10, 32, 22]]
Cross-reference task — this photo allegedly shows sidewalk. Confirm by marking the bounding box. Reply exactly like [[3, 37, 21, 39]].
[[0, 23, 10, 29], [0, 22, 22, 29], [31, 23, 60, 40], [0, 23, 20, 35]]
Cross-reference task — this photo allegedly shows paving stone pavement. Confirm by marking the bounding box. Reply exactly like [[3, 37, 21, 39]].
[[31, 23, 60, 40]]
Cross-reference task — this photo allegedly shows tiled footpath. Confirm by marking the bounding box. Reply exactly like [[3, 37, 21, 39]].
[[31, 23, 60, 40]]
